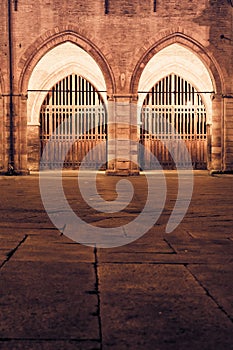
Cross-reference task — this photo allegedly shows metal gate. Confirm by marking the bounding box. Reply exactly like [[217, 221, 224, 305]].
[[40, 74, 107, 169], [140, 74, 207, 169]]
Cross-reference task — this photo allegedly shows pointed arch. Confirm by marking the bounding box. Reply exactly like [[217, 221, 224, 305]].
[[19, 29, 115, 96], [21, 29, 114, 170], [131, 33, 223, 99], [132, 33, 225, 171], [26, 41, 110, 125], [136, 42, 215, 121]]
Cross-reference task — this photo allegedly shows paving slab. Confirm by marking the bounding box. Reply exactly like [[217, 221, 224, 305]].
[[98, 227, 233, 264], [0, 234, 26, 248], [10, 233, 94, 263], [99, 263, 233, 350], [188, 263, 233, 320], [0, 171, 233, 349], [0, 340, 100, 350], [0, 261, 98, 340], [164, 232, 233, 256]]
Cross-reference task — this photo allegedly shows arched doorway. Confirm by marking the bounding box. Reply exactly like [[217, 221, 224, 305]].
[[139, 74, 207, 169], [136, 43, 216, 171], [25, 41, 111, 170], [39, 74, 107, 169]]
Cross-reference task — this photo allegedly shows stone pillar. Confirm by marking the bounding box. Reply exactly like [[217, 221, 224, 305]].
[[12, 95, 29, 174], [210, 94, 223, 171], [0, 94, 29, 175], [206, 123, 212, 170], [0, 94, 6, 172], [27, 124, 41, 171], [106, 95, 139, 175], [223, 97, 233, 171], [19, 95, 29, 173], [2, 96, 11, 173]]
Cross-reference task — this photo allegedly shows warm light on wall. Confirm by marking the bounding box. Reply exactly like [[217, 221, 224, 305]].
[[27, 42, 107, 126], [138, 43, 214, 124]]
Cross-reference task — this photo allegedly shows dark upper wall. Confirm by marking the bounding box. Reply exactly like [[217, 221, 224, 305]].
[[0, 0, 232, 94]]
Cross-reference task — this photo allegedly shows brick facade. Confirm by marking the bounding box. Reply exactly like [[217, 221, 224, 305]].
[[0, 0, 232, 173]]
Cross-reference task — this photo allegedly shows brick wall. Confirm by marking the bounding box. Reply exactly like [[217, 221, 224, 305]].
[[0, 0, 232, 171]]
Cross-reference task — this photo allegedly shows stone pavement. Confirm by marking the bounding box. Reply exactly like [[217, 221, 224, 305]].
[[0, 171, 232, 350]]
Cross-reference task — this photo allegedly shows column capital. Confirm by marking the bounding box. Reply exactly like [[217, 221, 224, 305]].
[[107, 93, 138, 102]]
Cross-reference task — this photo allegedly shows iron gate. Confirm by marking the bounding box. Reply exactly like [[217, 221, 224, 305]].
[[140, 74, 207, 169], [40, 74, 107, 169]]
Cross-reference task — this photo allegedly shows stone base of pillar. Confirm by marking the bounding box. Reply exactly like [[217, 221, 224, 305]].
[[105, 169, 140, 176], [27, 125, 41, 171], [0, 169, 30, 176], [106, 159, 140, 176]]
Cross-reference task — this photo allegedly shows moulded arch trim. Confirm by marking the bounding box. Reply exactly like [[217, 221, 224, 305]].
[[27, 42, 109, 124], [19, 29, 115, 96], [131, 33, 224, 99], [133, 35, 224, 124], [137, 43, 215, 119]]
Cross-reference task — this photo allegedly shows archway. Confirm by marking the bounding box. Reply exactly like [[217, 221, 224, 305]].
[[136, 43, 216, 170], [26, 41, 108, 170]]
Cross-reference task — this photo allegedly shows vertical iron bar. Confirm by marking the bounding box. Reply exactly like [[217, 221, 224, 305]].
[[174, 74, 177, 105], [69, 75, 72, 105], [66, 76, 69, 105], [62, 77, 65, 106], [171, 74, 174, 105]]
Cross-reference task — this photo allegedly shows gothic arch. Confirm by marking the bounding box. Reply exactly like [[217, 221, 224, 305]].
[[132, 32, 225, 171], [19, 28, 115, 96], [22, 31, 114, 170], [130, 32, 224, 99], [26, 41, 110, 125]]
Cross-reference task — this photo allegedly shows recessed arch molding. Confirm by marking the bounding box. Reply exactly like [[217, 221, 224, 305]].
[[19, 28, 116, 95], [130, 32, 223, 97]]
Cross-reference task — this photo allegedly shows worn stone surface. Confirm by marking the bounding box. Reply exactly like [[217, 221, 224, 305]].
[[99, 264, 233, 350], [0, 261, 98, 340], [188, 263, 233, 320], [10, 234, 95, 263], [0, 171, 233, 349], [0, 341, 100, 350]]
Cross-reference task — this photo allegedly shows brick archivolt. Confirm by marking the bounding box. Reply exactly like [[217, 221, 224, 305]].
[[137, 43, 214, 122], [27, 42, 108, 125], [19, 28, 115, 97], [21, 28, 224, 128], [131, 32, 223, 99]]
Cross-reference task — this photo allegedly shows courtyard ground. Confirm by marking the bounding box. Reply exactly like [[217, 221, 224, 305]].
[[0, 170, 232, 349]]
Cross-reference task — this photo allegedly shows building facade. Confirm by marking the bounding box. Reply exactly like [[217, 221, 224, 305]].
[[0, 0, 233, 174]]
